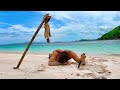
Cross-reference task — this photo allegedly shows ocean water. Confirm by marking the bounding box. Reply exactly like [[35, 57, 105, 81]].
[[0, 40, 120, 56]]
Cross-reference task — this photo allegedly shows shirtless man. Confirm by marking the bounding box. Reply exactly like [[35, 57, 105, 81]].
[[48, 49, 86, 66]]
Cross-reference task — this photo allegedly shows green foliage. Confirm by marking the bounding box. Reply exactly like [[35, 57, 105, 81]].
[[98, 25, 120, 40]]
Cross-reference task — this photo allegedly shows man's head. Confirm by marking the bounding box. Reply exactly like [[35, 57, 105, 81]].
[[58, 51, 70, 63]]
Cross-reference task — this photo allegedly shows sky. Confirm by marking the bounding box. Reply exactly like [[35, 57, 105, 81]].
[[0, 11, 120, 45]]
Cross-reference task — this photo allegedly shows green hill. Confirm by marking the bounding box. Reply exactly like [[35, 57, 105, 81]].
[[98, 25, 120, 40]]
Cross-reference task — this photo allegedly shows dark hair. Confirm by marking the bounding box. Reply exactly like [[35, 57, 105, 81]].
[[58, 51, 70, 63]]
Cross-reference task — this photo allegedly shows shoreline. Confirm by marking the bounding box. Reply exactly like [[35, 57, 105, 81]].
[[0, 51, 49, 55], [0, 51, 120, 58]]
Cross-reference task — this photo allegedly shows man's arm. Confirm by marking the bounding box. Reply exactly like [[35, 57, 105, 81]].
[[49, 49, 62, 62], [49, 51, 58, 62], [69, 51, 82, 63], [48, 49, 63, 66]]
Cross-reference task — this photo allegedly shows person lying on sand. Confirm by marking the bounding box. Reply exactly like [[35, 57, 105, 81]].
[[48, 49, 86, 66]]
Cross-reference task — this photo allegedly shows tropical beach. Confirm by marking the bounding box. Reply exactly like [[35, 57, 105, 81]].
[[0, 40, 120, 79], [0, 11, 120, 79]]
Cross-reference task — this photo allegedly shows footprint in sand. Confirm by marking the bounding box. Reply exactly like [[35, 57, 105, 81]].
[[92, 72, 107, 79], [31, 64, 46, 73], [76, 60, 111, 79], [82, 71, 107, 79], [37, 64, 46, 72], [76, 73, 81, 76]]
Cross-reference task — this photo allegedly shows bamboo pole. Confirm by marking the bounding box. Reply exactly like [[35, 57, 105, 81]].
[[13, 14, 50, 69]]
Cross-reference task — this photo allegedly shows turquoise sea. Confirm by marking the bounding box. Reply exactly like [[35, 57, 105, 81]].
[[0, 40, 120, 56]]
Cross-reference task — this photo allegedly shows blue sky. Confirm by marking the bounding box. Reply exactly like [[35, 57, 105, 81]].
[[0, 11, 120, 44]]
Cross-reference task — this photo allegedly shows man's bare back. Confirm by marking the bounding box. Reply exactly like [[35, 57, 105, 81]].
[[48, 49, 86, 66]]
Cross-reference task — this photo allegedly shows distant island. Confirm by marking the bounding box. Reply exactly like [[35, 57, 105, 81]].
[[98, 25, 120, 40], [71, 39, 97, 42]]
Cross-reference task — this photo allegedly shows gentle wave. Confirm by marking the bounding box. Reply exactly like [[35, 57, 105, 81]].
[[0, 40, 120, 56]]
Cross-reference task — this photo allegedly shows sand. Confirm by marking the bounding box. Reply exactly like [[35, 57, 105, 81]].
[[0, 53, 120, 79]]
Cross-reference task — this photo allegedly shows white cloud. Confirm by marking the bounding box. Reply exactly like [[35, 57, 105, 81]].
[[39, 11, 120, 40], [40, 11, 119, 21], [40, 11, 74, 21], [9, 24, 36, 32], [0, 22, 11, 25], [0, 24, 46, 43], [1, 11, 120, 44]]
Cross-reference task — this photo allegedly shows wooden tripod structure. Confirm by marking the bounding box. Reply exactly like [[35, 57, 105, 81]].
[[13, 14, 51, 69]]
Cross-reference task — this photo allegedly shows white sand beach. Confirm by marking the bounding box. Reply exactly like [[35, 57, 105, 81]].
[[0, 53, 120, 79]]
